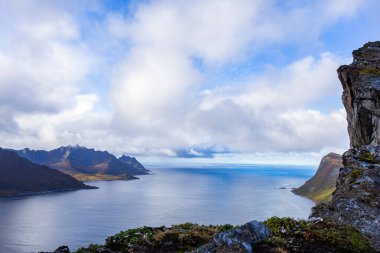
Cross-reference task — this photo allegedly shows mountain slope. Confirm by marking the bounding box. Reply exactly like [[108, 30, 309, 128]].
[[0, 149, 95, 196], [16, 146, 148, 181], [293, 153, 342, 203], [118, 155, 149, 175]]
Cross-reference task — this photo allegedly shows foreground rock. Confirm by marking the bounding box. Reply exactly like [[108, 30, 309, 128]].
[[50, 219, 374, 253], [192, 221, 269, 253], [0, 149, 95, 197], [339, 41, 380, 147], [311, 146, 380, 250], [293, 153, 342, 203]]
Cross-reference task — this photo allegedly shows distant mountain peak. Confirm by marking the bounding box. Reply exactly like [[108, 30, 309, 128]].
[[15, 146, 149, 177]]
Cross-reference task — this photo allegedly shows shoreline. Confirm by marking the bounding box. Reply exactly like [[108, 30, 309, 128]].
[[0, 186, 98, 198]]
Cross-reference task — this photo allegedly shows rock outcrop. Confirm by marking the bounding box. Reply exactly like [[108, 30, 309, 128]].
[[311, 146, 380, 250], [312, 42, 380, 251], [192, 221, 270, 253], [293, 153, 342, 203], [339, 41, 380, 147]]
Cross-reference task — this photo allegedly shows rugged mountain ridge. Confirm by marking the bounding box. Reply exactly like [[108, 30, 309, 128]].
[[16, 146, 149, 181], [0, 149, 94, 196], [311, 41, 380, 251], [293, 152, 342, 203]]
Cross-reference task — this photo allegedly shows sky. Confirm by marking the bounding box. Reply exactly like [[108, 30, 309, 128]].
[[0, 0, 379, 165]]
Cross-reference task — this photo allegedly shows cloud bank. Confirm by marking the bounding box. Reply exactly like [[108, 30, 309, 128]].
[[0, 0, 378, 163]]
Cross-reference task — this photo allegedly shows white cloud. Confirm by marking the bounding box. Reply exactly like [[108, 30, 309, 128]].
[[0, 0, 373, 161]]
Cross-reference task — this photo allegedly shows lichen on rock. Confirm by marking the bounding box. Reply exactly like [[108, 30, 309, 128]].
[[191, 220, 270, 253], [254, 217, 375, 253]]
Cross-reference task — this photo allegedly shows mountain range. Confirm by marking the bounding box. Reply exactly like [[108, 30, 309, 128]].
[[15, 145, 149, 181], [0, 148, 95, 196]]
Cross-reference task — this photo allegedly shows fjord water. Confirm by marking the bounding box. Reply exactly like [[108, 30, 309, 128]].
[[0, 164, 315, 253]]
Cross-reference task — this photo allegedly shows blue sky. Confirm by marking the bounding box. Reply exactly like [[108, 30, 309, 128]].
[[0, 0, 379, 164]]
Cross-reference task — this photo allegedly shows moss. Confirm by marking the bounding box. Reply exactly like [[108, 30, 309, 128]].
[[359, 150, 375, 162], [359, 68, 380, 76], [75, 244, 103, 253], [311, 187, 335, 203], [75, 223, 235, 253], [350, 169, 363, 181], [311, 221, 375, 252], [259, 217, 375, 253], [76, 219, 375, 253], [297, 186, 335, 203], [264, 217, 307, 236]]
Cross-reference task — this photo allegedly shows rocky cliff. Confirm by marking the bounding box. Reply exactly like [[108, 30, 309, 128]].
[[293, 153, 342, 203], [311, 42, 380, 251], [339, 41, 380, 147]]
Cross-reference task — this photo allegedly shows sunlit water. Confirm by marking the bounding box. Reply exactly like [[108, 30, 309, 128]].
[[0, 164, 316, 253]]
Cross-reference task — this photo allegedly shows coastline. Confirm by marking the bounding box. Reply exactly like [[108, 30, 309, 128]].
[[0, 186, 98, 198]]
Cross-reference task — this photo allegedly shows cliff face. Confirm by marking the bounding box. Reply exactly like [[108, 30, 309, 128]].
[[293, 153, 342, 203], [339, 41, 380, 147], [0, 149, 94, 196], [312, 42, 380, 251]]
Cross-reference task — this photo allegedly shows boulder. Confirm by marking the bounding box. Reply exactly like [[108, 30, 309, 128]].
[[192, 220, 270, 253]]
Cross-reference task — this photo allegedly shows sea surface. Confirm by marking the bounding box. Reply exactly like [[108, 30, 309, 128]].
[[0, 164, 316, 253]]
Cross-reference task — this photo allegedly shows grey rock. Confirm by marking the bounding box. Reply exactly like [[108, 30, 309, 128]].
[[191, 220, 270, 253], [311, 145, 380, 250], [339, 41, 380, 148]]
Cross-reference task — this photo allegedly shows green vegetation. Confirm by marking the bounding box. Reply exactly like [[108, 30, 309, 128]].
[[294, 186, 335, 203], [75, 218, 375, 253], [358, 150, 376, 162], [292, 153, 342, 204], [63, 172, 133, 182], [75, 223, 235, 253], [256, 217, 375, 253], [350, 169, 363, 181], [359, 68, 380, 76], [311, 187, 335, 203]]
